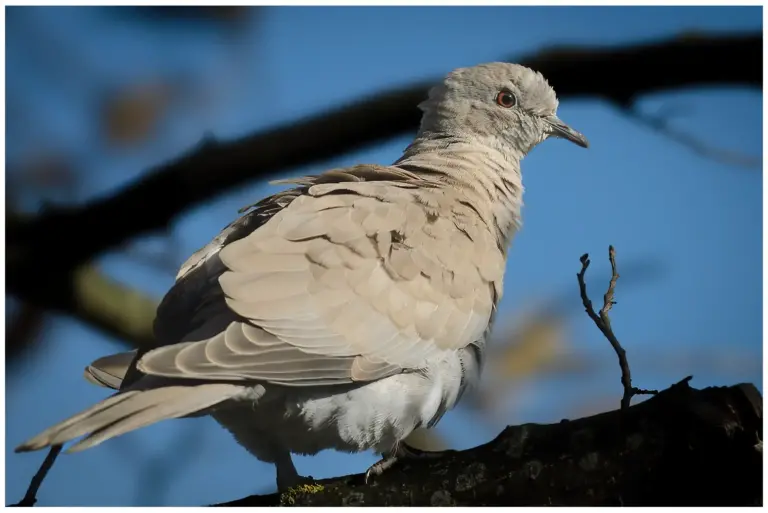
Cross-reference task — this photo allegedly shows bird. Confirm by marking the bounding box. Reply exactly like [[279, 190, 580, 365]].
[[16, 62, 588, 493]]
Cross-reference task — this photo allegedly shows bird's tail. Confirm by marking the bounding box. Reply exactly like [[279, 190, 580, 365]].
[[83, 350, 137, 390], [15, 383, 242, 454]]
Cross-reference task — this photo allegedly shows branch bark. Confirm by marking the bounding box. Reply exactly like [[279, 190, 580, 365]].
[[7, 32, 761, 319], [213, 379, 762, 507]]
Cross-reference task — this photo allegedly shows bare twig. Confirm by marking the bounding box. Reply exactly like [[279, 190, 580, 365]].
[[10, 445, 62, 507], [624, 106, 762, 169], [577, 246, 658, 411]]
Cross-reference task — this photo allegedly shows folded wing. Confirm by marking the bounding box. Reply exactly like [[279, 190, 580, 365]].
[[139, 167, 505, 386]]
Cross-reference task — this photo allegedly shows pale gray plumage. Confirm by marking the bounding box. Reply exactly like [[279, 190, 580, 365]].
[[16, 62, 587, 492]]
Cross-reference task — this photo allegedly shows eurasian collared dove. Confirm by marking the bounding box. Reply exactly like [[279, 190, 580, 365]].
[[16, 62, 588, 492]]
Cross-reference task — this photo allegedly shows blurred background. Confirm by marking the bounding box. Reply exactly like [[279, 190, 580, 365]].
[[4, 5, 762, 506]]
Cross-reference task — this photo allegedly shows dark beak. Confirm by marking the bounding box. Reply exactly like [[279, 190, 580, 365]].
[[545, 115, 589, 148]]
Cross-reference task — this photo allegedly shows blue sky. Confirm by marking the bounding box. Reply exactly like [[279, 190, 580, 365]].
[[5, 6, 762, 506]]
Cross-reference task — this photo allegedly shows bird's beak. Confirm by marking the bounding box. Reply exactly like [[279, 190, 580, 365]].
[[544, 115, 589, 148]]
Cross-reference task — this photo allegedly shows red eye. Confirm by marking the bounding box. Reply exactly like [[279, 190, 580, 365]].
[[496, 90, 517, 108]]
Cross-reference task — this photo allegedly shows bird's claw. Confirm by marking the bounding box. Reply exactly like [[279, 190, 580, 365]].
[[364, 442, 450, 484], [364, 454, 400, 484]]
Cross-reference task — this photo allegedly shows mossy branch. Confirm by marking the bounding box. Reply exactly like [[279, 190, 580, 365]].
[[213, 380, 762, 507]]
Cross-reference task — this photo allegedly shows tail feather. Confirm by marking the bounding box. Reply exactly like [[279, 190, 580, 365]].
[[15, 384, 242, 454], [83, 351, 137, 390]]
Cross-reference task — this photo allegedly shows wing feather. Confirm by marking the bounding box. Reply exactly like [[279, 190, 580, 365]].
[[141, 166, 503, 387]]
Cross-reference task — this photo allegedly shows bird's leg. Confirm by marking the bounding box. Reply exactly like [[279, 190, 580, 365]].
[[364, 448, 401, 484], [364, 440, 452, 483], [275, 451, 313, 492]]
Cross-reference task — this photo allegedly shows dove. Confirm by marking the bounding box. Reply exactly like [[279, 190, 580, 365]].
[[16, 62, 588, 494]]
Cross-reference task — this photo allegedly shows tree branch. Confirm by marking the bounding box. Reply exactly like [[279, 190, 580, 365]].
[[10, 446, 62, 507], [211, 379, 762, 506], [622, 105, 762, 169], [7, 32, 761, 318], [59, 265, 159, 349], [6, 303, 48, 363], [576, 246, 657, 411]]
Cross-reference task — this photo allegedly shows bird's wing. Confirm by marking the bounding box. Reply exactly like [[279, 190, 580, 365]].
[[139, 164, 505, 386]]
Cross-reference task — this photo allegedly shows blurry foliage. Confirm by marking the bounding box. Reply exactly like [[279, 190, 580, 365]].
[[72, 265, 159, 348], [490, 311, 587, 382], [462, 304, 582, 421], [101, 81, 175, 147]]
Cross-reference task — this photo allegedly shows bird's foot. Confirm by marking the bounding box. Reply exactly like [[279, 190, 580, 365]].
[[364, 442, 452, 483], [364, 453, 400, 484]]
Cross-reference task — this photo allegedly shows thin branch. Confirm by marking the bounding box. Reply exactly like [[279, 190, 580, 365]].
[[624, 106, 762, 169], [10, 445, 62, 507], [599, 245, 620, 327], [577, 246, 657, 411]]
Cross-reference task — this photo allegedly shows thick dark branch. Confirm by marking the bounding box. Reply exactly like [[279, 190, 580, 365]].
[[5, 263, 157, 365], [6, 303, 47, 362], [212, 380, 762, 506], [529, 32, 760, 105], [7, 32, 761, 315]]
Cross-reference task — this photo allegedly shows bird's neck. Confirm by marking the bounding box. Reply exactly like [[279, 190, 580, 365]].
[[395, 132, 525, 246]]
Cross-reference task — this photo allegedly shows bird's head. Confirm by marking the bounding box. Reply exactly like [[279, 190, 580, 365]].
[[418, 62, 588, 155]]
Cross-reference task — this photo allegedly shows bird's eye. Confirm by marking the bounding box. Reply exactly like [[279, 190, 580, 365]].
[[496, 90, 517, 108]]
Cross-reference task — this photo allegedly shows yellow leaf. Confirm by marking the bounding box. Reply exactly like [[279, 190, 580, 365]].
[[490, 310, 567, 382]]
